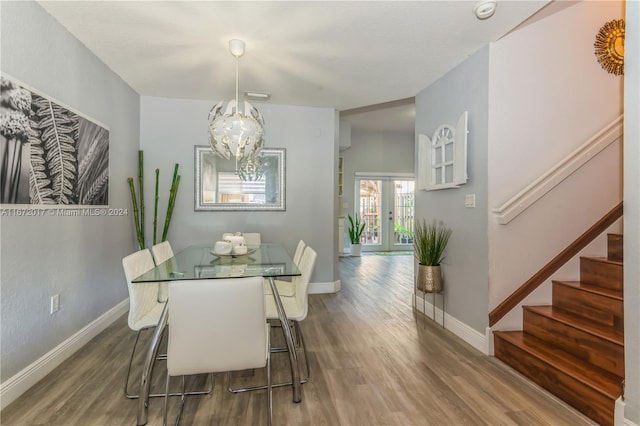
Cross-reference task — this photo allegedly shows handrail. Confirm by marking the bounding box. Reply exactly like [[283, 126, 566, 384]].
[[493, 115, 623, 225], [489, 202, 623, 327]]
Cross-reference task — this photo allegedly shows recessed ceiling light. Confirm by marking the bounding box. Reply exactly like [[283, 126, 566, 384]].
[[474, 1, 497, 20], [245, 91, 271, 101]]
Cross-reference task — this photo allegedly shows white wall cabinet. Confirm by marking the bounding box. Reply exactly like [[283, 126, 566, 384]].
[[418, 111, 468, 191]]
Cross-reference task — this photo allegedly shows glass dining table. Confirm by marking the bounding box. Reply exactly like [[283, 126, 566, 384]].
[[131, 243, 302, 425]]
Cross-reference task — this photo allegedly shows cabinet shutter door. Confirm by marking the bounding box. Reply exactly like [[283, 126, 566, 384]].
[[418, 133, 432, 190], [453, 111, 468, 186]]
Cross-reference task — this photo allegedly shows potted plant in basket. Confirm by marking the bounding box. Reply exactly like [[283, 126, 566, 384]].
[[348, 213, 366, 256], [413, 219, 452, 293]]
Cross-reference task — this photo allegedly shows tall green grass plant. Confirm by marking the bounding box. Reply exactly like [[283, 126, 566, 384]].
[[413, 219, 452, 266]]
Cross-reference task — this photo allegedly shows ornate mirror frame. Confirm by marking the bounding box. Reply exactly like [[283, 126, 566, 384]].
[[194, 146, 286, 211]]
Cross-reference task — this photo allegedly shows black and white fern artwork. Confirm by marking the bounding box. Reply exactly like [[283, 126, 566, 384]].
[[0, 75, 109, 206]]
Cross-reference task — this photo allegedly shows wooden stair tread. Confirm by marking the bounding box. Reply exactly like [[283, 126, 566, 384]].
[[525, 305, 624, 345], [494, 331, 622, 399], [583, 256, 623, 267], [553, 280, 622, 300]]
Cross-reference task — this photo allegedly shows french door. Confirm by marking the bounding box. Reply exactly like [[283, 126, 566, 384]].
[[355, 175, 414, 252]]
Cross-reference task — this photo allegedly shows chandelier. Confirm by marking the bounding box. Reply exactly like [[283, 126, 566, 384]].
[[208, 39, 265, 163], [236, 155, 264, 182]]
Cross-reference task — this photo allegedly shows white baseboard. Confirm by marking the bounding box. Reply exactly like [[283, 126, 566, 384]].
[[617, 396, 640, 426], [0, 299, 129, 410], [309, 280, 341, 294], [413, 293, 487, 355], [485, 326, 495, 356]]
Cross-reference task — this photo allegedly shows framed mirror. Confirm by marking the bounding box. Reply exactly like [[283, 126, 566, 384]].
[[194, 146, 285, 211]]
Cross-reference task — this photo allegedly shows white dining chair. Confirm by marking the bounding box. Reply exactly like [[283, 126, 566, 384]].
[[232, 246, 316, 393], [264, 240, 306, 297], [151, 241, 173, 303], [242, 233, 261, 247], [122, 249, 167, 399], [123, 248, 212, 400], [163, 277, 272, 426], [267, 246, 316, 382]]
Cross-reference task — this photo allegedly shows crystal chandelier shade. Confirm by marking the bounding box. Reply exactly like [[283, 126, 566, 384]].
[[208, 39, 264, 163], [208, 100, 264, 160]]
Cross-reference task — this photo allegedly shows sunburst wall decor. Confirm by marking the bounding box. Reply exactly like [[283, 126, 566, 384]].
[[594, 19, 625, 76]]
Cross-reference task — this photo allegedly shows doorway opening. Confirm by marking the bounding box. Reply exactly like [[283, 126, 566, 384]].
[[354, 175, 414, 252]]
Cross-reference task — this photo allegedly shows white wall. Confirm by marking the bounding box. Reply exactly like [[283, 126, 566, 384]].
[[414, 46, 490, 334], [139, 97, 338, 285], [487, 1, 624, 323], [0, 1, 139, 382], [340, 128, 414, 219], [624, 1, 640, 422]]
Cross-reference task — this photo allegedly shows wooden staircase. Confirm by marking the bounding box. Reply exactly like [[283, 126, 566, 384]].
[[494, 234, 624, 426]]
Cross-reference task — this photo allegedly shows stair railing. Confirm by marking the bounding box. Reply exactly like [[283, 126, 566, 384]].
[[492, 115, 623, 225], [488, 201, 623, 326]]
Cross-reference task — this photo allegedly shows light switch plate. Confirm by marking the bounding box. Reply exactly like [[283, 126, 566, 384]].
[[465, 194, 476, 208]]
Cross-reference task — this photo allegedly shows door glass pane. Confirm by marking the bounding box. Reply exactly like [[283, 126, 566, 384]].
[[358, 180, 381, 245], [393, 180, 414, 245]]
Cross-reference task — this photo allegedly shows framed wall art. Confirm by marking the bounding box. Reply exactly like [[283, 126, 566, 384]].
[[1, 74, 109, 206]]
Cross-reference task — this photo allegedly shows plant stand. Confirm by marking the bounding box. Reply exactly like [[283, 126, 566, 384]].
[[422, 289, 444, 328], [415, 265, 445, 328]]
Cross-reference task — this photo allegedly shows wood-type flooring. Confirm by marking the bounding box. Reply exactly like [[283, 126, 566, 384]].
[[1, 254, 597, 425]]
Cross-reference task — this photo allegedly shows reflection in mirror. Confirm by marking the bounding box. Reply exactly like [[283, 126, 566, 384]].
[[195, 146, 285, 211]]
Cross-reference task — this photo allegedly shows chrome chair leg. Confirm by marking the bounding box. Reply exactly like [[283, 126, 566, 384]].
[[163, 375, 187, 426], [270, 321, 301, 352], [163, 374, 170, 426], [126, 327, 213, 400], [228, 320, 309, 393], [124, 329, 144, 399], [294, 321, 311, 382], [267, 337, 272, 426]]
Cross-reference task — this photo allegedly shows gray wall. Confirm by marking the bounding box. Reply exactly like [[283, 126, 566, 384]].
[[414, 46, 489, 333], [340, 129, 414, 218], [139, 97, 338, 284], [624, 1, 640, 421], [0, 1, 140, 381]]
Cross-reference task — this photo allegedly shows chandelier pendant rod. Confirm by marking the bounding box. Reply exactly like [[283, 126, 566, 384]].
[[235, 54, 240, 110]]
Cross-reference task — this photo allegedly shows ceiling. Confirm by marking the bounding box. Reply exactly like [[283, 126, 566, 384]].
[[38, 0, 554, 133]]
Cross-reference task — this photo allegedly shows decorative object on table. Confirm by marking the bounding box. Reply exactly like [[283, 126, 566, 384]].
[[127, 150, 180, 249], [594, 19, 625, 76], [224, 232, 246, 247], [417, 111, 468, 191], [347, 213, 366, 256], [210, 248, 256, 259], [223, 233, 249, 255], [208, 39, 264, 169], [214, 241, 233, 255], [233, 244, 248, 255], [413, 218, 451, 326], [194, 146, 285, 211], [1, 74, 109, 206]]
